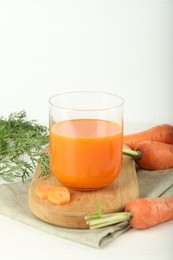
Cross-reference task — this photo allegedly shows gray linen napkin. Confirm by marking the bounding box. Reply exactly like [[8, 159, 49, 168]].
[[0, 168, 173, 248]]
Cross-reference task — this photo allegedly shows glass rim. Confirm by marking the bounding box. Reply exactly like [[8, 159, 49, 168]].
[[49, 91, 124, 112]]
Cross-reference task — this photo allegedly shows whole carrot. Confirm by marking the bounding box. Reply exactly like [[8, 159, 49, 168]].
[[125, 197, 173, 229], [124, 124, 173, 150], [85, 197, 173, 230], [123, 141, 173, 170]]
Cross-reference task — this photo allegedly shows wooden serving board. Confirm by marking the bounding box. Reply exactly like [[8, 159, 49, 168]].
[[28, 156, 138, 229]]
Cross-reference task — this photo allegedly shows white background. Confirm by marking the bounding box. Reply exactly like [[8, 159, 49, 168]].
[[0, 0, 173, 126], [0, 1, 173, 259]]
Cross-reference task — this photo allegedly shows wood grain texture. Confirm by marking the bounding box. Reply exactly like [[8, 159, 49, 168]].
[[28, 156, 138, 229]]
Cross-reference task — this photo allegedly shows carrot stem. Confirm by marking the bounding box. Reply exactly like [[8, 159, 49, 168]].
[[85, 212, 116, 221], [123, 146, 142, 159], [85, 212, 132, 229]]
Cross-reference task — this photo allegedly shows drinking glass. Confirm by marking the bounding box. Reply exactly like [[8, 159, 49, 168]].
[[49, 91, 124, 191]]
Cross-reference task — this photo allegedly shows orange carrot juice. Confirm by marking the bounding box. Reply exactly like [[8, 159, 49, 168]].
[[50, 119, 123, 190]]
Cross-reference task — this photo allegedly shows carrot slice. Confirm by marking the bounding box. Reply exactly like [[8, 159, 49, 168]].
[[47, 186, 71, 205], [35, 184, 54, 200]]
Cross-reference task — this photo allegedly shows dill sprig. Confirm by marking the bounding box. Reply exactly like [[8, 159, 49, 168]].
[[0, 111, 50, 182]]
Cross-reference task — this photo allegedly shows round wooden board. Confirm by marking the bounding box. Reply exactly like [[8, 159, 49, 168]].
[[28, 155, 138, 229]]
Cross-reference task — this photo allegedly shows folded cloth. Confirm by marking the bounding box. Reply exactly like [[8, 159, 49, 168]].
[[0, 168, 173, 248]]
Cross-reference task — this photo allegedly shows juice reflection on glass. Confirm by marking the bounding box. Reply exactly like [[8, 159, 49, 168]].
[[49, 91, 124, 190]]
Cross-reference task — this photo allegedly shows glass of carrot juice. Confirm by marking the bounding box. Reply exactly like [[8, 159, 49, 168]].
[[49, 91, 124, 191]]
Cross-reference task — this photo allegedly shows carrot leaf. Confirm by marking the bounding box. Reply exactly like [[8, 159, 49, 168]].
[[0, 111, 49, 182]]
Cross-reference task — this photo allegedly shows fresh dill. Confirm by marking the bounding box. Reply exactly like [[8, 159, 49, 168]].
[[0, 111, 50, 182]]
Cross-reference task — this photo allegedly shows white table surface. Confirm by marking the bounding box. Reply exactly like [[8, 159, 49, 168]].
[[0, 214, 172, 260], [0, 123, 172, 260]]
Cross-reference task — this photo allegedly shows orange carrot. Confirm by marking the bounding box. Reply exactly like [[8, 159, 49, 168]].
[[134, 141, 173, 170], [124, 124, 173, 150], [85, 197, 173, 230], [125, 197, 173, 229], [47, 186, 70, 205], [35, 184, 71, 205], [123, 141, 173, 170]]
